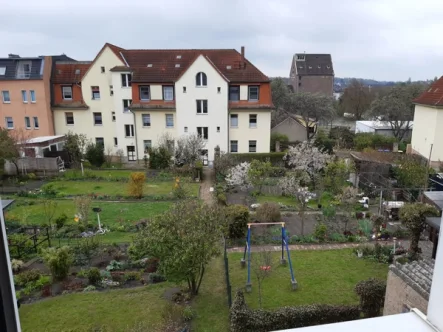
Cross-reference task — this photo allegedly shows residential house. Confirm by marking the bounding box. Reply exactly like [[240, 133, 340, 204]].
[[52, 44, 273, 163], [289, 54, 334, 96], [355, 121, 413, 139], [411, 76, 443, 167], [271, 115, 317, 145], [0, 54, 54, 136]]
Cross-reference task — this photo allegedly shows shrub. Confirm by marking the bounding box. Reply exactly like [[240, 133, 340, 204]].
[[55, 213, 68, 229], [74, 196, 92, 225], [42, 246, 74, 281], [270, 133, 289, 152], [83, 285, 97, 292], [87, 267, 102, 285], [128, 172, 146, 198], [72, 236, 101, 266], [233, 152, 286, 166], [124, 271, 142, 282], [256, 202, 281, 223], [230, 290, 360, 332], [313, 223, 327, 242], [41, 183, 58, 197], [226, 205, 250, 239], [106, 260, 124, 271], [11, 259, 24, 273], [15, 269, 41, 287], [355, 278, 386, 317], [149, 147, 172, 169], [216, 193, 227, 206], [85, 143, 105, 168], [172, 179, 188, 199], [148, 273, 166, 284], [354, 133, 397, 151], [182, 305, 195, 321]]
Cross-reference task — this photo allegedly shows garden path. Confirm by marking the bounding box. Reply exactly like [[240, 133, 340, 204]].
[[199, 168, 215, 205]]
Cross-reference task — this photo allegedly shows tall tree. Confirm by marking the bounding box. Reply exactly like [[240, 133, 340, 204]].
[[270, 78, 291, 127], [369, 84, 426, 141], [0, 128, 31, 175], [130, 200, 226, 295], [174, 133, 206, 167], [340, 79, 374, 120], [64, 132, 89, 167], [285, 93, 335, 140]]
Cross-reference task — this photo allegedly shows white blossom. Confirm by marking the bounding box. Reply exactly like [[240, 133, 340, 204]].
[[225, 162, 252, 190], [284, 141, 331, 177]]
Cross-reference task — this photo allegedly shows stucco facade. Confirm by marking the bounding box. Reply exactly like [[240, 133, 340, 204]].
[[271, 117, 309, 143], [229, 110, 271, 153], [0, 56, 54, 136], [411, 104, 443, 163]]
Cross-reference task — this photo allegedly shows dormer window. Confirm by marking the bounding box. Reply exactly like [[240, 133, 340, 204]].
[[75, 69, 80, 75], [296, 55, 305, 61], [196, 72, 207, 87]]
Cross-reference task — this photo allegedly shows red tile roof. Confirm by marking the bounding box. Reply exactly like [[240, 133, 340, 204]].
[[107, 43, 127, 65], [52, 63, 91, 83], [119, 49, 269, 83], [413, 76, 443, 107]]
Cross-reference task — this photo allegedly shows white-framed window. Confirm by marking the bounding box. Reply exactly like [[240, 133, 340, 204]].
[[91, 86, 100, 100], [24, 117, 31, 129], [0, 67, 5, 76], [30, 90, 36, 103], [93, 112, 102, 125], [248, 86, 259, 101], [249, 114, 257, 128], [62, 86, 72, 100], [197, 127, 209, 140], [21, 90, 28, 103], [142, 114, 151, 127], [166, 114, 174, 128], [196, 72, 207, 86], [196, 100, 208, 114], [121, 74, 132, 87], [123, 99, 132, 113], [5, 117, 13, 129], [65, 112, 74, 125], [230, 140, 238, 153], [95, 137, 104, 146], [249, 140, 257, 153], [2, 91, 10, 103], [139, 86, 150, 101], [112, 112, 116, 121], [16, 61, 31, 79], [163, 86, 174, 101], [33, 117, 39, 129], [125, 124, 135, 137], [230, 114, 238, 127], [229, 86, 240, 101], [114, 137, 118, 146], [143, 140, 152, 153]]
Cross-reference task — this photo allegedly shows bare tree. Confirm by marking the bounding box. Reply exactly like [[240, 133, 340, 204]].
[[251, 249, 273, 308], [337, 186, 359, 232], [104, 146, 114, 168], [0, 128, 32, 175], [340, 79, 374, 120], [43, 199, 58, 229], [174, 133, 206, 167], [271, 78, 291, 127]]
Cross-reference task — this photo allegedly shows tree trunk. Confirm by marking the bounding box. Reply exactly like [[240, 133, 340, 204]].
[[409, 233, 421, 260], [195, 265, 205, 295], [258, 280, 263, 308]]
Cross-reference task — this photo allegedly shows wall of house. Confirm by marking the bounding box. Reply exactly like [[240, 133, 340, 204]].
[[432, 110, 443, 162], [383, 270, 429, 316], [175, 55, 229, 162], [0, 72, 54, 136], [229, 110, 271, 153], [271, 117, 307, 142], [411, 105, 438, 161], [292, 75, 334, 96], [355, 122, 375, 134], [112, 71, 136, 159], [133, 111, 177, 157], [78, 46, 123, 151]]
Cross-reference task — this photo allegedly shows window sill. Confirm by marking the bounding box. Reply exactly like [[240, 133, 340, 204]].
[[63, 98, 73, 101], [197, 113, 208, 115], [66, 124, 74, 126], [125, 136, 135, 138], [7, 127, 14, 130], [143, 126, 151, 128], [166, 127, 174, 129], [196, 86, 208, 88], [230, 126, 238, 129], [94, 124, 103, 126], [3, 101, 11, 104], [31, 101, 36, 104], [249, 126, 257, 129], [92, 98, 101, 101], [25, 127, 31, 130], [248, 100, 259, 102], [140, 99, 151, 102], [249, 151, 257, 153], [34, 128, 40, 130]]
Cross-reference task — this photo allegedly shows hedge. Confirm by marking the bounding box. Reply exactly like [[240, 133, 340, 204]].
[[232, 153, 286, 166], [230, 290, 360, 332]]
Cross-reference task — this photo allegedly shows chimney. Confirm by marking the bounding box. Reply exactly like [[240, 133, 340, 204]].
[[8, 54, 20, 59], [241, 46, 245, 68]]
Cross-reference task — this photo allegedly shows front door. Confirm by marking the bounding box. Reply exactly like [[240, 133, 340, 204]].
[[127, 146, 136, 162], [200, 149, 208, 166]]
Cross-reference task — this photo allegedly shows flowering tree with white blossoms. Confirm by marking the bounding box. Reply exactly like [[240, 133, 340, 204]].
[[225, 162, 252, 190], [283, 141, 332, 183]]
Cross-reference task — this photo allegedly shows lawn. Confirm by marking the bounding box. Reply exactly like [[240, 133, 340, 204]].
[[6, 200, 172, 229], [19, 283, 173, 332], [229, 249, 389, 309], [17, 249, 387, 332], [64, 169, 136, 180], [49, 180, 200, 198]]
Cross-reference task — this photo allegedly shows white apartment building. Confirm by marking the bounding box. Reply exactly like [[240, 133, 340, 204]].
[[52, 44, 273, 164]]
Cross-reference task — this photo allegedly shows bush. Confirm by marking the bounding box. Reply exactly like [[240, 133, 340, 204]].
[[15, 269, 41, 287], [355, 278, 386, 318], [42, 246, 74, 281], [72, 237, 101, 266], [182, 305, 195, 321], [83, 285, 97, 292], [149, 147, 172, 169], [256, 202, 281, 223], [87, 267, 102, 285], [124, 271, 142, 282], [354, 133, 397, 151], [74, 196, 92, 225], [313, 223, 327, 242], [85, 143, 105, 168], [329, 127, 355, 149], [128, 172, 146, 198], [233, 152, 286, 166], [216, 193, 227, 206], [226, 205, 250, 239], [55, 213, 68, 229], [270, 133, 289, 152], [148, 273, 166, 284], [268, 167, 286, 177], [230, 290, 360, 332], [11, 259, 24, 273], [41, 183, 58, 197]]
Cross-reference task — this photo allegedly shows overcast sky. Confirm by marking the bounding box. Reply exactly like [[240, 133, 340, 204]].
[[1, 0, 443, 81]]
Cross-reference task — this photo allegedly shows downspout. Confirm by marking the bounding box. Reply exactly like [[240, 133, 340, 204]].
[[131, 109, 139, 162]]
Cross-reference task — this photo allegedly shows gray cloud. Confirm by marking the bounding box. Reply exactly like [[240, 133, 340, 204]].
[[1, 0, 442, 81]]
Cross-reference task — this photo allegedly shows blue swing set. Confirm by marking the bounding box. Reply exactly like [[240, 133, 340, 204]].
[[241, 222, 298, 292]]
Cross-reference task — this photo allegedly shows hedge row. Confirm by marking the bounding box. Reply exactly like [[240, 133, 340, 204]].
[[232, 152, 286, 166], [230, 290, 360, 332]]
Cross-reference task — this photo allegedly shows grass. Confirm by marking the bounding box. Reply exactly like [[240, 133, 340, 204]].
[[63, 169, 136, 179], [48, 180, 200, 198], [19, 283, 173, 332], [229, 249, 388, 309], [6, 200, 172, 229]]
